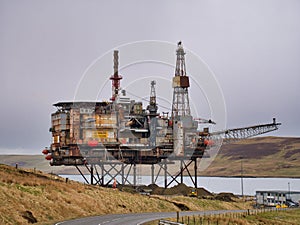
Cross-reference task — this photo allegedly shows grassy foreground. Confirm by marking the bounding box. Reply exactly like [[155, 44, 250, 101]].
[[146, 209, 300, 225], [244, 209, 300, 224], [0, 164, 253, 225]]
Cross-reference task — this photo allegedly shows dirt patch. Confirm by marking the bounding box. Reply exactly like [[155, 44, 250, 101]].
[[119, 183, 212, 198], [20, 211, 37, 223], [147, 183, 212, 197], [214, 192, 236, 202], [172, 202, 190, 211], [118, 204, 126, 208]]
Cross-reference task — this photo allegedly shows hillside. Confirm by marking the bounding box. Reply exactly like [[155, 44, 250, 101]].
[[0, 165, 252, 225], [200, 136, 300, 177], [0, 155, 78, 174]]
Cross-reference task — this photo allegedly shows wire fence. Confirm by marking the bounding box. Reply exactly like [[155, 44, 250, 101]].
[[158, 208, 290, 225]]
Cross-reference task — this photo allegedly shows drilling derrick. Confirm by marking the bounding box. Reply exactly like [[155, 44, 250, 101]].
[[147, 81, 158, 147], [172, 42, 196, 156], [172, 41, 191, 119], [147, 80, 158, 115], [110, 50, 122, 101]]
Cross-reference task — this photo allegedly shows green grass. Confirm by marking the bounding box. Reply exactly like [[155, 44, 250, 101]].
[[15, 184, 42, 196], [245, 209, 300, 225], [145, 208, 300, 225]]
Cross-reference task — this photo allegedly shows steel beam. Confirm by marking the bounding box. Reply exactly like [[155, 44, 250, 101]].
[[75, 157, 201, 189]]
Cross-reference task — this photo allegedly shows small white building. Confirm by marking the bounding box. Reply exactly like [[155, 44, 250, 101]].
[[256, 190, 300, 207]]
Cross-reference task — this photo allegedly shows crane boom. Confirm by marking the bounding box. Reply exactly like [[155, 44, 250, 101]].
[[210, 118, 281, 144]]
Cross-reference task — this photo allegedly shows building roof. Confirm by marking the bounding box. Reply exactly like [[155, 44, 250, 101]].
[[256, 190, 300, 194], [53, 101, 110, 109]]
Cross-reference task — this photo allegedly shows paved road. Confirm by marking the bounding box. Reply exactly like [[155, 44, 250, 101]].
[[55, 209, 247, 225]]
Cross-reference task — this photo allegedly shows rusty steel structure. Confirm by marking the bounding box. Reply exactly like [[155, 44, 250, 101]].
[[43, 42, 281, 188]]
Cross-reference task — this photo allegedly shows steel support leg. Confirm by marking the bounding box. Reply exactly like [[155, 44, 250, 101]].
[[100, 163, 104, 186], [90, 165, 94, 185], [133, 164, 137, 187], [85, 164, 99, 185], [180, 159, 183, 184], [75, 158, 200, 189], [164, 160, 167, 188], [194, 158, 197, 188], [165, 160, 195, 188], [151, 164, 155, 184], [121, 163, 125, 186], [75, 165, 89, 184], [94, 165, 102, 185]]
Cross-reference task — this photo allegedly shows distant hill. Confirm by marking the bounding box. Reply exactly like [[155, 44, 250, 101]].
[[199, 136, 300, 177], [1, 136, 299, 177], [0, 155, 78, 174]]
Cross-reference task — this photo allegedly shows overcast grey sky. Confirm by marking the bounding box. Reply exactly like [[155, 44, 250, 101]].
[[1, 0, 299, 154]]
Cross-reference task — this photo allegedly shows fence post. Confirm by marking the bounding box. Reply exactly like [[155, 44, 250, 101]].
[[177, 211, 179, 222]]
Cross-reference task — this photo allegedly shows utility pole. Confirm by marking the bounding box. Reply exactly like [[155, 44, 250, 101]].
[[288, 182, 291, 200], [240, 157, 244, 198]]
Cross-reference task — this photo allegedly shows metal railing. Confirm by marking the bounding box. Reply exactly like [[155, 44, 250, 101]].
[[159, 220, 185, 225]]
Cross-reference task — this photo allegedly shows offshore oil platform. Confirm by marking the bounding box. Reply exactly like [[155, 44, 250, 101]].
[[42, 42, 281, 188]]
